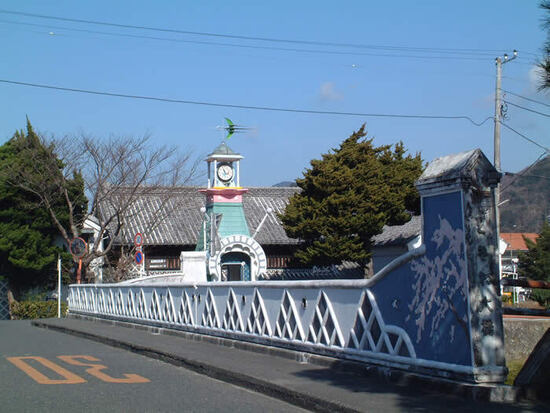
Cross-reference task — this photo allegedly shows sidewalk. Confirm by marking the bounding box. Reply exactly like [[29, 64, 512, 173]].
[[32, 316, 538, 412]]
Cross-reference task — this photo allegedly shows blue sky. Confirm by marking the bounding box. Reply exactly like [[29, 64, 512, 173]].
[[1, 1, 548, 186]]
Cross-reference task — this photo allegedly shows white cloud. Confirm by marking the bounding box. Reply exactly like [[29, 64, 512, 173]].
[[319, 82, 343, 101]]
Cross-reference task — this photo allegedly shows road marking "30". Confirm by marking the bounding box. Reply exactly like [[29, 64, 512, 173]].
[[7, 355, 150, 384]]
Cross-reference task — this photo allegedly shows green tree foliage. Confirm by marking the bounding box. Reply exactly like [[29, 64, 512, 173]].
[[539, 2, 550, 90], [280, 125, 423, 268], [518, 221, 550, 281], [0, 120, 87, 290], [530, 289, 550, 310]]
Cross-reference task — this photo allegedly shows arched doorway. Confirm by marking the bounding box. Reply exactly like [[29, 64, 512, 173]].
[[208, 235, 267, 281], [220, 252, 251, 281]]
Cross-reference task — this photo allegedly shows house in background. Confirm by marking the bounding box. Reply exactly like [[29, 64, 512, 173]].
[[102, 186, 305, 274], [104, 186, 365, 281], [96, 141, 363, 282], [370, 215, 422, 274], [370, 223, 539, 280], [500, 232, 538, 275]]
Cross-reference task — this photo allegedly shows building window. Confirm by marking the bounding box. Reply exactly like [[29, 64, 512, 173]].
[[267, 255, 293, 269], [146, 257, 180, 271]]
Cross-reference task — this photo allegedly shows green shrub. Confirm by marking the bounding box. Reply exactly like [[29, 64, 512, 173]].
[[530, 289, 550, 310], [10, 300, 67, 319]]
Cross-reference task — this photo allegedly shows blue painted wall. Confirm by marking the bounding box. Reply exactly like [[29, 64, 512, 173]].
[[371, 190, 471, 366]]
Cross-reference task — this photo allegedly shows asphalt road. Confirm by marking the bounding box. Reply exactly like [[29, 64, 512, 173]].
[[0, 320, 308, 413]]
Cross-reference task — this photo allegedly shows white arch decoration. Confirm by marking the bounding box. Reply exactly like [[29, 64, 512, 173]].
[[208, 235, 267, 281]]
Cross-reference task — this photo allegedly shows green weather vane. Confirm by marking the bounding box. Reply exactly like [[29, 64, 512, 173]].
[[223, 118, 251, 139]]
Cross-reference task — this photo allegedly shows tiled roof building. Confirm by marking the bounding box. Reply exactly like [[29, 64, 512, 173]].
[[500, 232, 539, 274], [97, 185, 364, 279], [500, 233, 538, 252], [101, 186, 301, 247]]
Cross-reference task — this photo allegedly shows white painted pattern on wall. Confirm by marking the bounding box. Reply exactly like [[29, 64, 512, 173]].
[[246, 289, 272, 337], [348, 290, 416, 358]]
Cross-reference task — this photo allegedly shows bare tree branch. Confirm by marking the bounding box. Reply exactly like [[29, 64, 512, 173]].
[[5, 131, 201, 279]]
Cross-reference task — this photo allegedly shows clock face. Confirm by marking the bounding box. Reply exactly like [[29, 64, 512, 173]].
[[217, 164, 233, 182]]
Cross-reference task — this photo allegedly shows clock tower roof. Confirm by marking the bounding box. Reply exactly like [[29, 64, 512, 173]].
[[206, 141, 243, 162]]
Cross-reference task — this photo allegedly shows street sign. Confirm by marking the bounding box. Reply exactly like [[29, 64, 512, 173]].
[[134, 233, 144, 248], [69, 238, 87, 258], [135, 251, 144, 265]]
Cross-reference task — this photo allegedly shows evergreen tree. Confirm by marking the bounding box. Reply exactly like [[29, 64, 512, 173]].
[[280, 125, 423, 269], [518, 221, 550, 281], [0, 121, 87, 290], [538, 2, 550, 90]]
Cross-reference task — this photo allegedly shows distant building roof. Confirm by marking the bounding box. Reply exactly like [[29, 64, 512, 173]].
[[100, 186, 301, 247], [372, 215, 422, 247], [501, 233, 539, 251], [99, 184, 428, 252]]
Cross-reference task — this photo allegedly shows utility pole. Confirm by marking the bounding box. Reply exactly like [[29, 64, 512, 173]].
[[493, 50, 517, 283], [494, 50, 517, 174], [493, 50, 518, 226]]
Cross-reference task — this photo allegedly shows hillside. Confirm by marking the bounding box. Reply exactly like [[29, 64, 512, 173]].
[[500, 155, 550, 233]]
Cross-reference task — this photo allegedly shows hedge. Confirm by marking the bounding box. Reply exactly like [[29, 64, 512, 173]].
[[531, 289, 550, 310], [10, 300, 68, 319]]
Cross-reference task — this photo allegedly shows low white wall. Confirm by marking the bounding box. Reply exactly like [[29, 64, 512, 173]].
[[181, 251, 207, 283]]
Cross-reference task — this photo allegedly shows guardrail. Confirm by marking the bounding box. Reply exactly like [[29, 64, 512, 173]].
[[69, 149, 508, 383], [69, 274, 482, 379]]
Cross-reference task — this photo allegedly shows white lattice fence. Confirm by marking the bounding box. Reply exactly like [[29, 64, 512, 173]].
[[0, 279, 10, 320], [65, 149, 513, 384], [69, 283, 455, 374]]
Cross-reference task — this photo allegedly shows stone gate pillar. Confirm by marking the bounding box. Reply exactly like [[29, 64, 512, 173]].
[[415, 149, 505, 382]]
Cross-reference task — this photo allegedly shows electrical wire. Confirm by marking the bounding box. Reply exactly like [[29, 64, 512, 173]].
[[520, 50, 541, 58], [0, 9, 515, 56], [0, 20, 496, 61], [506, 173, 550, 180], [0, 78, 493, 125], [500, 122, 550, 152], [501, 152, 548, 193], [503, 100, 550, 118], [502, 89, 550, 109]]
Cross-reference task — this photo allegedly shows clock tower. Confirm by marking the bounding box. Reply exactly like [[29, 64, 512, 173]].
[[196, 141, 266, 281]]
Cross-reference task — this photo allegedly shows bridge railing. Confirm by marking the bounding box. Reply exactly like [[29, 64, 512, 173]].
[[69, 273, 466, 377], [69, 149, 508, 383]]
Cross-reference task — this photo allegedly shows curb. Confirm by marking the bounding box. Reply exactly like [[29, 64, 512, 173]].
[[32, 316, 525, 409], [32, 319, 357, 413]]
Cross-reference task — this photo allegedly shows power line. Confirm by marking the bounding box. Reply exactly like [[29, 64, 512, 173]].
[[500, 122, 550, 152], [520, 51, 541, 58], [0, 20, 495, 61], [0, 9, 515, 56], [0, 78, 493, 125], [502, 89, 550, 109], [505, 172, 550, 180], [504, 100, 550, 118], [501, 152, 548, 193]]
